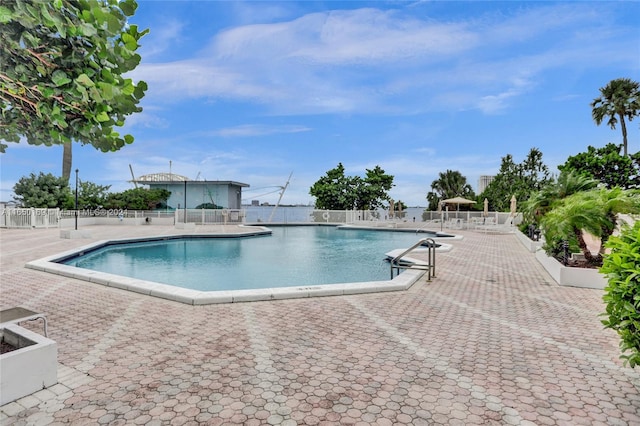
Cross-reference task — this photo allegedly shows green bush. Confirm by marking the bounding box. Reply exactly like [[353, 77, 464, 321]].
[[195, 203, 221, 209], [600, 221, 640, 368]]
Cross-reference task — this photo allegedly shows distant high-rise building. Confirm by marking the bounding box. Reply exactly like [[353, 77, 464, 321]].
[[478, 175, 495, 194]]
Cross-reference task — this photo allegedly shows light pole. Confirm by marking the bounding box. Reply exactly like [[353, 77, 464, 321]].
[[74, 169, 79, 230], [184, 180, 187, 224]]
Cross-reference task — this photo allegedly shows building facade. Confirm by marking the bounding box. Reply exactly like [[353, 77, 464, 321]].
[[133, 173, 249, 209], [477, 175, 495, 194]]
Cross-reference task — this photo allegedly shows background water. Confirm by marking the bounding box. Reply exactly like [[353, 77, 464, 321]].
[[244, 206, 430, 223], [64, 226, 434, 291]]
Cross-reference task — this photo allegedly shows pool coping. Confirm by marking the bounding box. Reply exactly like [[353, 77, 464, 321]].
[[24, 227, 447, 305]]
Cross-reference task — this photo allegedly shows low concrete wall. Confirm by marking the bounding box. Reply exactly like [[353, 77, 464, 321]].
[[59, 217, 97, 228], [93, 217, 175, 226], [515, 229, 543, 253], [60, 216, 175, 228], [535, 249, 608, 289], [0, 324, 57, 405], [60, 229, 92, 239], [175, 222, 196, 230]]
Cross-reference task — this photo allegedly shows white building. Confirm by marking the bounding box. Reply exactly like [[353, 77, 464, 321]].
[[133, 173, 249, 209], [478, 175, 495, 194]]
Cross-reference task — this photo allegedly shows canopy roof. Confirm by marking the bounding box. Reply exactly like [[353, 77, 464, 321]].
[[441, 197, 476, 205], [135, 172, 189, 182]]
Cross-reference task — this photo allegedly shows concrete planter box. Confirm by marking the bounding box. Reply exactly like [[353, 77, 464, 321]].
[[0, 324, 57, 405], [175, 222, 196, 230], [535, 249, 608, 289], [60, 229, 92, 239], [515, 229, 543, 253]]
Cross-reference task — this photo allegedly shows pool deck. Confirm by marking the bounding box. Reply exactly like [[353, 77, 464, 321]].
[[1, 224, 639, 425]]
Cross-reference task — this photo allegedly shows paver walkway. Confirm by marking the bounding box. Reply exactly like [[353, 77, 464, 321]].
[[1, 224, 639, 425]]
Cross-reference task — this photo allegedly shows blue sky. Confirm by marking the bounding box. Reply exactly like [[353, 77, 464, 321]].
[[2, 1, 639, 206]]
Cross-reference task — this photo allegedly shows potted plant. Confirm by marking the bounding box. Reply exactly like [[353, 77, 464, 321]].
[[531, 186, 639, 288], [541, 187, 640, 267]]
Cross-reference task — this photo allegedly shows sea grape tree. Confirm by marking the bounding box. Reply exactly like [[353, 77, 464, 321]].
[[0, 0, 148, 181]]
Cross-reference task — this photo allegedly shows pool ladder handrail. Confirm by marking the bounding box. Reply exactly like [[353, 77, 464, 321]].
[[389, 237, 436, 281]]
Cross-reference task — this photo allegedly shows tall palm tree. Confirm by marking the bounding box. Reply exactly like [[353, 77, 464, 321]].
[[591, 78, 640, 157]]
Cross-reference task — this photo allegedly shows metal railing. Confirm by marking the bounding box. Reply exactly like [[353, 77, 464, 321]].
[[389, 237, 436, 281]]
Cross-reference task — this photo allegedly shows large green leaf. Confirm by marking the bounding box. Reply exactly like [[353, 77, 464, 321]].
[[52, 70, 71, 86], [0, 6, 12, 23], [76, 73, 95, 87], [119, 0, 137, 17], [121, 32, 138, 51]]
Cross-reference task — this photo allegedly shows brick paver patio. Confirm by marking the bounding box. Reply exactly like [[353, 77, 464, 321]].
[[1, 224, 639, 425]]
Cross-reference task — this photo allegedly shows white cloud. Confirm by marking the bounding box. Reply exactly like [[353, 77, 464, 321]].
[[476, 76, 535, 114], [212, 8, 476, 65], [200, 124, 312, 138], [131, 3, 637, 118], [139, 19, 186, 59], [123, 108, 169, 129]]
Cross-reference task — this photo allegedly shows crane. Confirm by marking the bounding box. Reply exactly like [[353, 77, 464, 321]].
[[268, 172, 293, 223], [129, 164, 138, 188]]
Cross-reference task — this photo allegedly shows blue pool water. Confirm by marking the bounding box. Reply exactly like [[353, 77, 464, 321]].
[[62, 226, 439, 291]]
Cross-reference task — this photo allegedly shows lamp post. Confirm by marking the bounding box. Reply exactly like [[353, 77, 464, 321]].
[[74, 169, 79, 230]]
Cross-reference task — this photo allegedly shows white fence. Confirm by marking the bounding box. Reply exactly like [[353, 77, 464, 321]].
[[175, 209, 245, 224], [1, 208, 60, 228], [1, 206, 521, 229]]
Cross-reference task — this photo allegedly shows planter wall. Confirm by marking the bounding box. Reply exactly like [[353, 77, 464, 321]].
[[535, 249, 607, 289], [0, 324, 57, 405], [515, 229, 543, 253]]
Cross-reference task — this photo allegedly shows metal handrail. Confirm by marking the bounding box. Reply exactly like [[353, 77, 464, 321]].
[[389, 237, 436, 281]]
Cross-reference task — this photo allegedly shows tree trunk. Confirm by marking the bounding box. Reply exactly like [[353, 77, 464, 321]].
[[619, 113, 628, 156], [574, 227, 602, 266], [598, 213, 618, 257], [62, 142, 72, 184]]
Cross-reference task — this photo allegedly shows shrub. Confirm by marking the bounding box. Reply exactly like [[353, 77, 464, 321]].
[[195, 203, 221, 209], [542, 233, 579, 262], [600, 221, 640, 368]]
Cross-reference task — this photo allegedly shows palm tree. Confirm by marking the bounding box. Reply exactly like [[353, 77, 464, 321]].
[[591, 78, 640, 157], [541, 192, 609, 265], [426, 170, 475, 210], [522, 170, 599, 224], [595, 187, 640, 255], [540, 187, 640, 266]]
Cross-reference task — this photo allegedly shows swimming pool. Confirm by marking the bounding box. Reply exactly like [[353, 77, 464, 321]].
[[27, 225, 457, 304]]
